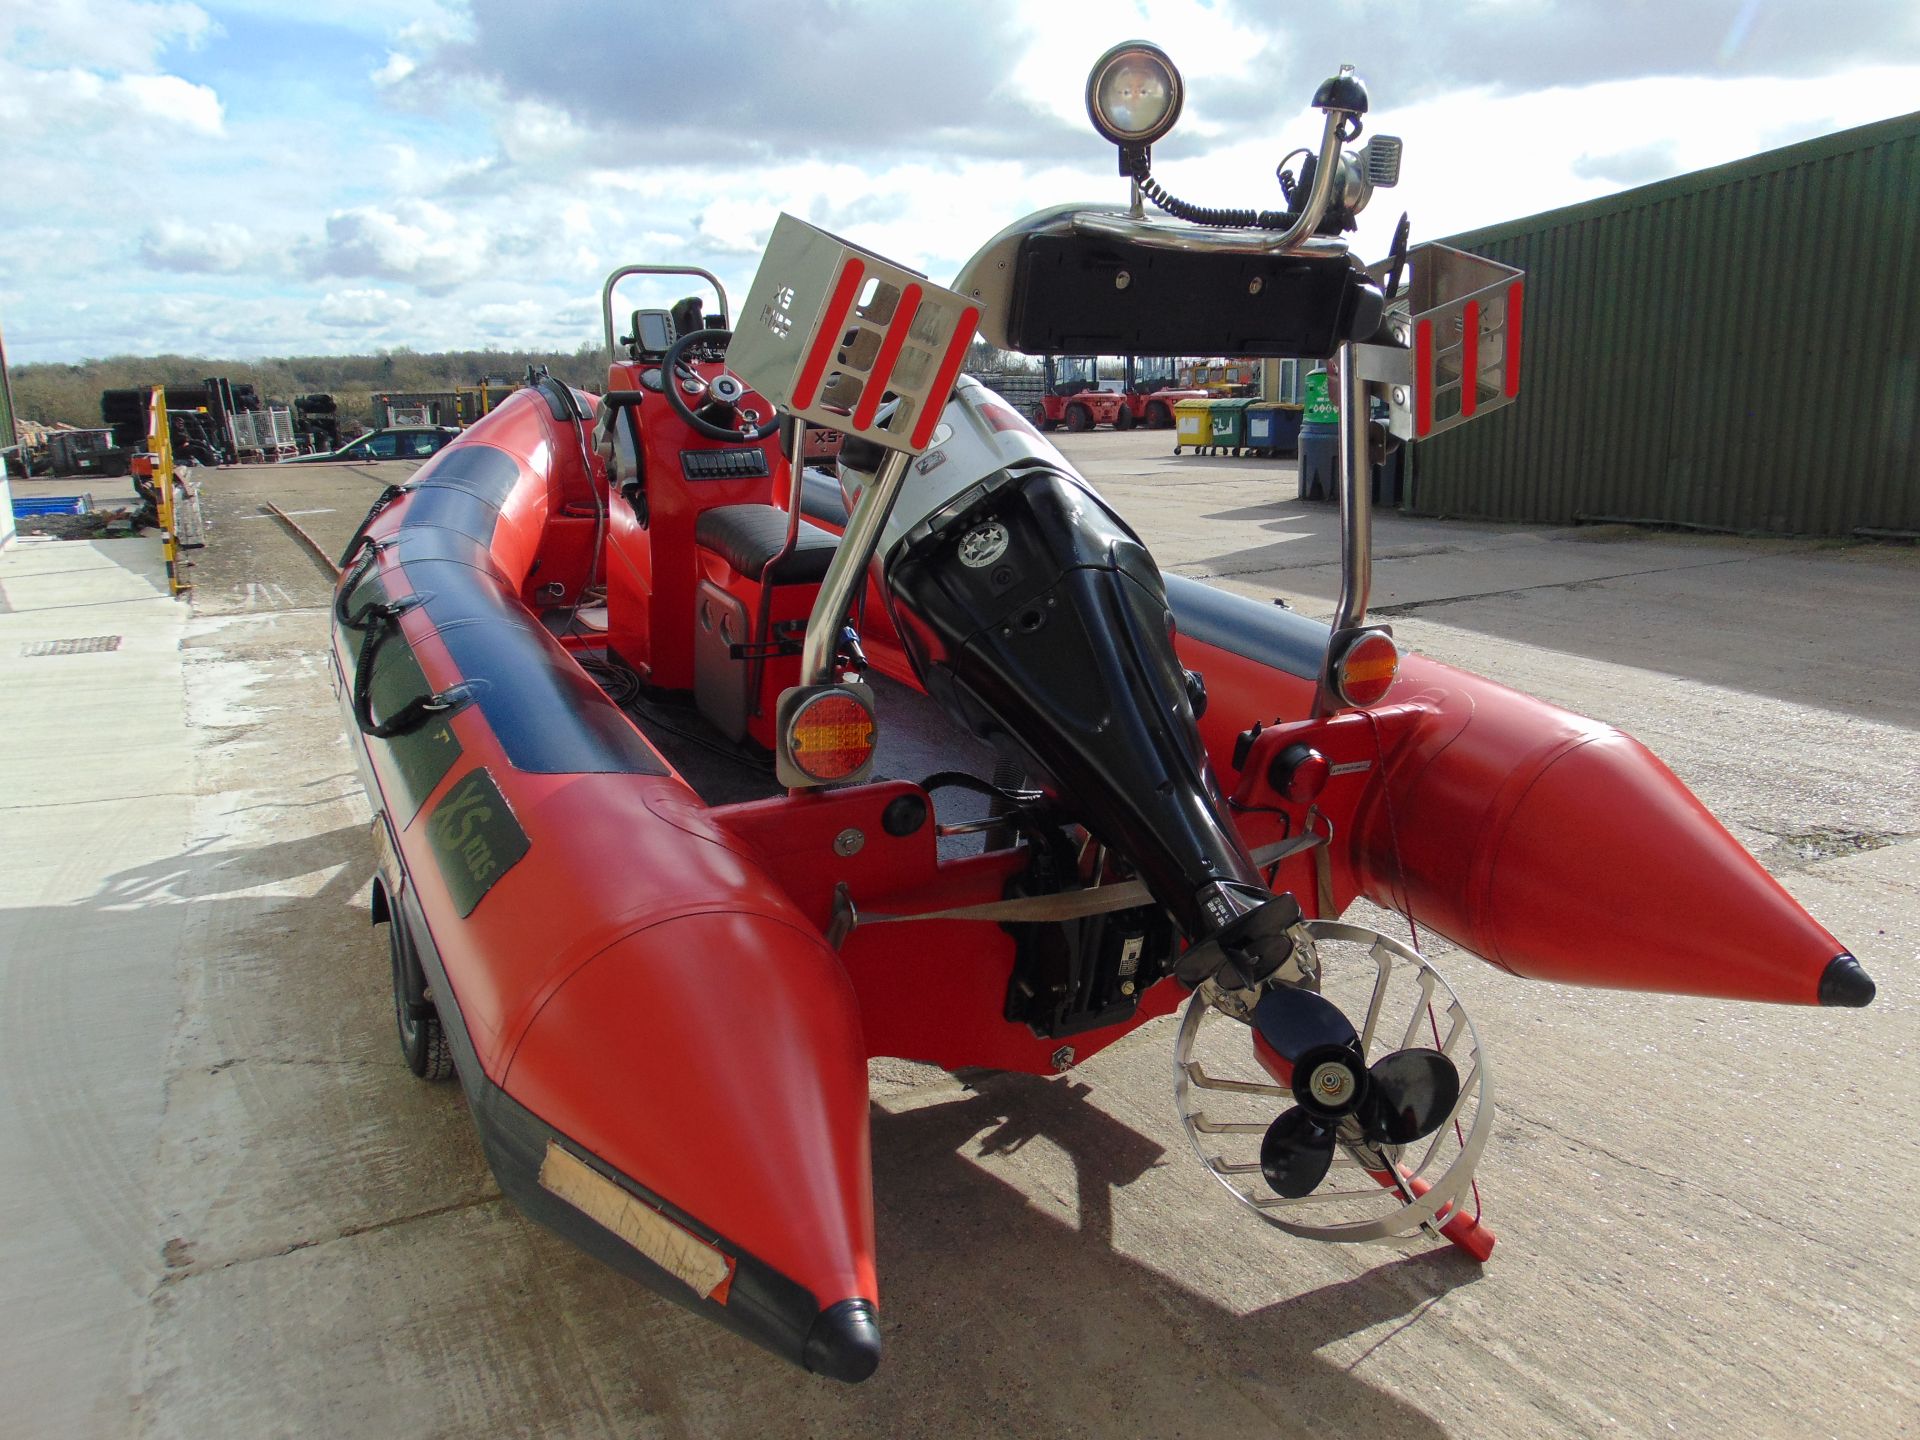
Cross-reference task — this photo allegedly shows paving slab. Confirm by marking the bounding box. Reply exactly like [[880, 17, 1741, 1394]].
[[0, 537, 193, 1439]]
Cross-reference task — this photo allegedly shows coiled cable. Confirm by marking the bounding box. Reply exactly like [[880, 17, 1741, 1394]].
[[1136, 169, 1297, 230], [1130, 109, 1359, 230]]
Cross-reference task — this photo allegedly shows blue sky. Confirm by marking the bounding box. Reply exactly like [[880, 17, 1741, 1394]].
[[3, 0, 1917, 367]]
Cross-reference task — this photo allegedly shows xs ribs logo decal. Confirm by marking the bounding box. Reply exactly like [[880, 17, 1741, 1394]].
[[426, 767, 530, 916]]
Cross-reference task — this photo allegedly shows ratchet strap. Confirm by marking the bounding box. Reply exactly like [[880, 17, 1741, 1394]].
[[858, 833, 1323, 926]]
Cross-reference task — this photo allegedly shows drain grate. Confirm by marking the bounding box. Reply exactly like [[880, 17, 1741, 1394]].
[[21, 635, 123, 657]]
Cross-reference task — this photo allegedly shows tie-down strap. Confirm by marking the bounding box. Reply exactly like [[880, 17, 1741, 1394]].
[[853, 833, 1323, 928]]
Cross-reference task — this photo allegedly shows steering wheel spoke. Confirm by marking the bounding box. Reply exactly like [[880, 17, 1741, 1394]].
[[662, 328, 781, 443]]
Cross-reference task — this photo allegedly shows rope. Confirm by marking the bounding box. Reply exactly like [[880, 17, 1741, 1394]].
[[1364, 706, 1482, 1224], [259, 502, 342, 580]]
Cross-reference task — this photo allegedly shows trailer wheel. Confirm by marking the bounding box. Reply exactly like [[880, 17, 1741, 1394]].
[[387, 906, 454, 1082], [1147, 402, 1172, 429], [1065, 404, 1092, 433], [1114, 408, 1135, 431]]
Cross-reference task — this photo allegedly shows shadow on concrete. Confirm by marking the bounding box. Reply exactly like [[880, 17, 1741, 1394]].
[[866, 1070, 1479, 1434], [74, 816, 1472, 1436], [1175, 498, 1919, 727]]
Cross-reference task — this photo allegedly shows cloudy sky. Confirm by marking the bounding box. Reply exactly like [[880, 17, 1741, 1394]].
[[3, 0, 1917, 364]]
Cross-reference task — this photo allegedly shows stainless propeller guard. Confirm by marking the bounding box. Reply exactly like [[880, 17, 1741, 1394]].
[[1172, 919, 1494, 1244]]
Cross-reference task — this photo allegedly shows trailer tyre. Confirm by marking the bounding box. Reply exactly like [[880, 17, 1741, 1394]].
[[387, 906, 455, 1081], [1065, 404, 1092, 433]]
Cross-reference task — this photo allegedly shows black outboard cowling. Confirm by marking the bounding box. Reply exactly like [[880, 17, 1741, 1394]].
[[847, 379, 1295, 983]]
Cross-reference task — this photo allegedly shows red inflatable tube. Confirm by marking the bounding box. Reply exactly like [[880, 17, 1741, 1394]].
[[1173, 613, 1864, 1007], [334, 389, 883, 1380]]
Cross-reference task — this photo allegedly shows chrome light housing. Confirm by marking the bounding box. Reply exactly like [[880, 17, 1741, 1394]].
[[1086, 41, 1184, 147]]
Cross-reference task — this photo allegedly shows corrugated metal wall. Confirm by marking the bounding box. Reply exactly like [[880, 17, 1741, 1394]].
[[1411, 112, 1919, 537]]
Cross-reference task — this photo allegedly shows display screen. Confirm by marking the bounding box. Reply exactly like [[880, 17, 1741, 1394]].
[[634, 310, 674, 354]]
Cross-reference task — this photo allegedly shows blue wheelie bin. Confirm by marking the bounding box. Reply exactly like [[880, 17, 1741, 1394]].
[[1245, 403, 1305, 457]]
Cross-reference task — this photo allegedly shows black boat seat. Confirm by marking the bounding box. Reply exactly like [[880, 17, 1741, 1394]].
[[694, 503, 839, 585]]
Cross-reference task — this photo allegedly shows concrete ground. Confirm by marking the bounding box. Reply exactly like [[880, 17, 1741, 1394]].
[[1, 430, 1914, 1438]]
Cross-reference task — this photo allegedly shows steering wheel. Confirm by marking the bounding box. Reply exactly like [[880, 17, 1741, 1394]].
[[663, 328, 781, 443]]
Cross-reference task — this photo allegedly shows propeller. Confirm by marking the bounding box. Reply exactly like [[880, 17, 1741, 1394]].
[[1251, 984, 1461, 1199]]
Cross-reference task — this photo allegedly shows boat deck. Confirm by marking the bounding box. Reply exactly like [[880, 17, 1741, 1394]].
[[557, 636, 1004, 847]]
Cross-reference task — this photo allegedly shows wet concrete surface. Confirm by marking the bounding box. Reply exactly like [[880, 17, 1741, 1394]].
[[3, 440, 1915, 1437]]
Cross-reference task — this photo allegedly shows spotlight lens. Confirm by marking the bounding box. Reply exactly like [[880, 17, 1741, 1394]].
[[1098, 58, 1171, 136], [1087, 43, 1183, 145]]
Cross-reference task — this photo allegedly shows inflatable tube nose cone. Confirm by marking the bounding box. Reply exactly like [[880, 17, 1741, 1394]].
[[1481, 732, 1857, 1005], [805, 1298, 882, 1383], [1819, 953, 1877, 1008]]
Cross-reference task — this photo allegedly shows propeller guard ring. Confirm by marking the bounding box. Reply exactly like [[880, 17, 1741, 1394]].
[[1172, 919, 1494, 1245]]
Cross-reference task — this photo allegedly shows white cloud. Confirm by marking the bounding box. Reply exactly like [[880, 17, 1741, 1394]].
[[117, 71, 222, 133], [0, 0, 213, 73], [497, 98, 589, 167], [693, 198, 774, 256], [0, 64, 222, 137], [469, 299, 552, 338], [139, 220, 258, 273], [310, 202, 488, 291], [315, 289, 412, 329], [371, 50, 417, 86]]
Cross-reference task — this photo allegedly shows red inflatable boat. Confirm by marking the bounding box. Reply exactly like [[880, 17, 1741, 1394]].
[[330, 47, 1871, 1382]]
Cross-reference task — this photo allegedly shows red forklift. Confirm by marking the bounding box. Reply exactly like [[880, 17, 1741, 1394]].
[[1031, 355, 1130, 430], [1034, 355, 1209, 431], [1122, 355, 1209, 429]]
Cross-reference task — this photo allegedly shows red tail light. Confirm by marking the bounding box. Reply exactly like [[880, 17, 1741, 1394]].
[[784, 688, 877, 784], [1333, 629, 1400, 709]]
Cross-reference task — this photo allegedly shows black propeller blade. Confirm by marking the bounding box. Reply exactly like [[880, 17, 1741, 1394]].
[[1359, 1048, 1460, 1146], [1250, 989, 1464, 1200], [1251, 984, 1357, 1061], [1260, 1107, 1337, 1198]]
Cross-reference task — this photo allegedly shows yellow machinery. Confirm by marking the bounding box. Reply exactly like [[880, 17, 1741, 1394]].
[[138, 386, 198, 596]]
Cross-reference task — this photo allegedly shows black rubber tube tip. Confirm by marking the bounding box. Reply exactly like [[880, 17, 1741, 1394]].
[[1818, 953, 1876, 1008], [804, 1298, 881, 1383]]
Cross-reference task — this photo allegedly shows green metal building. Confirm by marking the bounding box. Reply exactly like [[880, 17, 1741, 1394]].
[[1411, 111, 1919, 538]]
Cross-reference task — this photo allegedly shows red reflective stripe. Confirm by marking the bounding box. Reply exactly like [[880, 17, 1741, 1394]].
[[1504, 282, 1524, 398], [852, 282, 922, 429], [1460, 299, 1480, 418], [1413, 316, 1434, 438], [790, 258, 865, 410], [910, 305, 980, 449]]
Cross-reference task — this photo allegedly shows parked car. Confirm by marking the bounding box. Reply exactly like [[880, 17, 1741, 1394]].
[[283, 424, 459, 464]]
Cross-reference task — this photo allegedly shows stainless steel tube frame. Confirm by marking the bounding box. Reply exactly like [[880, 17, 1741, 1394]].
[[600, 265, 731, 359], [1077, 105, 1356, 258], [800, 448, 912, 687], [749, 415, 810, 709], [1270, 105, 1352, 253], [1331, 338, 1373, 634]]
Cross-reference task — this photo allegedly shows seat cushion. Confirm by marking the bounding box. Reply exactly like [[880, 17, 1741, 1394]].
[[694, 504, 840, 585]]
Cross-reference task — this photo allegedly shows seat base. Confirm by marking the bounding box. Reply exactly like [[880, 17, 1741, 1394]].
[[695, 504, 839, 585]]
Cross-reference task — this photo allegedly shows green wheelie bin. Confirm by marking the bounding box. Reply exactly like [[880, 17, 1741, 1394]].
[[1207, 397, 1254, 456]]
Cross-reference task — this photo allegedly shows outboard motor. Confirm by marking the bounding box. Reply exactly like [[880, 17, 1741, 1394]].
[[840, 378, 1300, 987]]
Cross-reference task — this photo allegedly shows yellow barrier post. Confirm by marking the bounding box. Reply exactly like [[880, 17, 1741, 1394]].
[[146, 385, 190, 597]]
